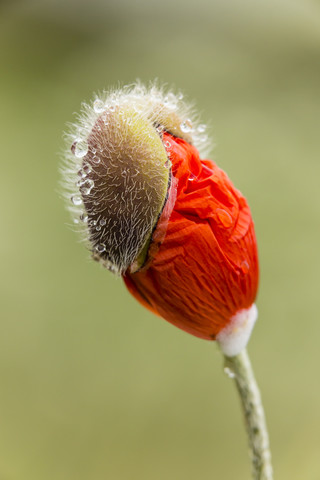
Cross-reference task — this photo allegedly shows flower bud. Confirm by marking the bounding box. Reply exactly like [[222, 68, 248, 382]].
[[62, 83, 259, 355]]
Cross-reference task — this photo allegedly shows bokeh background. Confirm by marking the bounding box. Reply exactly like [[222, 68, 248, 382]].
[[1, 0, 320, 478]]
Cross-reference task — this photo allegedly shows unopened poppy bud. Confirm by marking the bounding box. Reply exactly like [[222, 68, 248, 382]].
[[62, 83, 259, 356]]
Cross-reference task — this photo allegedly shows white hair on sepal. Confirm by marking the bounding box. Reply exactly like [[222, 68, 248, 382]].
[[66, 80, 211, 154], [61, 81, 212, 274]]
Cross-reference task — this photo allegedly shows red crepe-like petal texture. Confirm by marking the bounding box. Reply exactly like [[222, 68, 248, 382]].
[[124, 133, 259, 340]]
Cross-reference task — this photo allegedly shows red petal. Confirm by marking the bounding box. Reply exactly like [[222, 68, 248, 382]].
[[124, 133, 259, 340]]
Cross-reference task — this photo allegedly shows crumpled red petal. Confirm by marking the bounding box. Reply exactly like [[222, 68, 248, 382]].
[[124, 132, 259, 340]]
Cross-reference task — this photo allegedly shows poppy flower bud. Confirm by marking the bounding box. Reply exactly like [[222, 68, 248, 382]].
[[63, 83, 259, 356]]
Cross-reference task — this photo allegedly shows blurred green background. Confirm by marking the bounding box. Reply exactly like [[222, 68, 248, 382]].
[[1, 0, 320, 478]]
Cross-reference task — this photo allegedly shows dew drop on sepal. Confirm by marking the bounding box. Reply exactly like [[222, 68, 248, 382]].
[[80, 213, 88, 223], [93, 98, 105, 113], [71, 195, 83, 206], [164, 93, 178, 110], [180, 119, 193, 133], [197, 124, 206, 133], [74, 140, 88, 158], [83, 164, 92, 175], [198, 134, 208, 143], [79, 179, 94, 195], [77, 168, 87, 179]]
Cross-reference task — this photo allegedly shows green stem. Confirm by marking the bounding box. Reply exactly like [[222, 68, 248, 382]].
[[223, 349, 273, 480]]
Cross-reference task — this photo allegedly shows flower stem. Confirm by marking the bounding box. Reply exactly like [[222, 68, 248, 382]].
[[223, 349, 273, 480]]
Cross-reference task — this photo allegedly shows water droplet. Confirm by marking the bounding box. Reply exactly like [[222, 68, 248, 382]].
[[96, 225, 101, 231], [101, 113, 110, 124], [93, 98, 105, 113], [164, 93, 177, 110], [177, 92, 184, 100], [197, 124, 206, 133], [165, 159, 172, 168], [156, 125, 164, 134], [92, 155, 101, 164], [180, 119, 193, 133], [80, 213, 88, 223], [71, 195, 83, 206], [216, 208, 233, 228], [73, 218, 79, 224], [224, 367, 235, 379], [199, 134, 208, 143], [164, 141, 171, 149], [80, 179, 94, 195], [164, 93, 175, 104], [96, 244, 105, 253], [241, 260, 250, 274], [77, 168, 86, 179], [100, 218, 106, 226], [83, 163, 92, 175], [74, 140, 88, 158]]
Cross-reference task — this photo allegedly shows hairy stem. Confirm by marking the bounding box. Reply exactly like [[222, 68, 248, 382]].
[[223, 349, 273, 480]]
